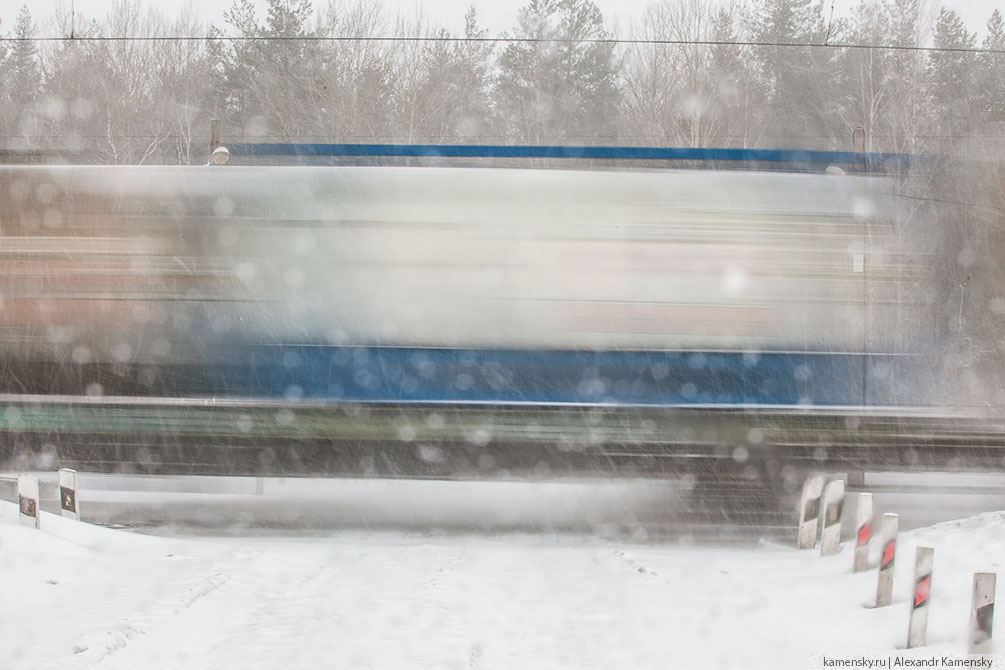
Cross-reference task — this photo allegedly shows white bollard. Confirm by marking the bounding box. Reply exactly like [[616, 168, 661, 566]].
[[969, 572, 996, 654], [58, 468, 80, 520], [797, 475, 825, 549], [18, 474, 40, 530], [907, 546, 934, 648], [875, 513, 899, 607], [820, 479, 845, 556], [853, 493, 873, 573]]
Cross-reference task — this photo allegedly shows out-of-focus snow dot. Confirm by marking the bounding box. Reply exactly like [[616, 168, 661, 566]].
[[37, 445, 56, 469], [844, 415, 861, 430], [732, 446, 749, 463], [213, 196, 234, 217], [478, 454, 496, 471], [359, 455, 376, 474], [398, 425, 416, 441], [138, 368, 155, 386], [798, 395, 813, 406], [680, 382, 697, 399], [958, 247, 976, 268], [282, 351, 301, 368], [236, 415, 253, 433], [557, 435, 578, 452], [71, 346, 94, 365], [111, 342, 133, 363], [285, 268, 306, 289], [747, 428, 764, 444], [85, 383, 103, 397], [688, 353, 706, 369], [651, 363, 668, 380], [742, 351, 760, 367], [48, 327, 70, 343], [457, 116, 479, 138], [130, 304, 150, 323], [275, 409, 295, 425], [40, 94, 66, 120], [471, 428, 491, 447], [722, 268, 746, 296], [71, 97, 93, 120], [454, 372, 473, 390], [4, 407, 23, 429], [793, 364, 812, 381], [853, 197, 875, 219], [35, 182, 56, 204], [630, 525, 650, 542], [152, 338, 171, 357], [43, 207, 63, 228], [245, 115, 268, 136], [293, 232, 315, 254], [613, 379, 631, 396], [904, 448, 919, 465], [284, 385, 304, 401], [402, 376, 419, 393], [533, 461, 552, 477], [426, 413, 445, 429], [236, 262, 257, 282], [417, 445, 443, 464], [871, 362, 890, 380], [813, 447, 827, 462], [354, 370, 376, 389]]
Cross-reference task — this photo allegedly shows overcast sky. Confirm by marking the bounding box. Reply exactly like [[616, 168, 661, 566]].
[[0, 0, 1001, 39]]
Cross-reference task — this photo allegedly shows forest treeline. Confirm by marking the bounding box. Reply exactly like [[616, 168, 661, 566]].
[[0, 0, 1003, 164]]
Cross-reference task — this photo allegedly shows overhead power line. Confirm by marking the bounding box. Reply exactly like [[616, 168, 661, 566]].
[[0, 34, 1003, 55]]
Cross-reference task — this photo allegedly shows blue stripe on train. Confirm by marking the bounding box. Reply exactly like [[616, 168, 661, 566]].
[[180, 346, 910, 406]]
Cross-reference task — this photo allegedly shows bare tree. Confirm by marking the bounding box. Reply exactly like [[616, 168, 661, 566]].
[[622, 0, 756, 148]]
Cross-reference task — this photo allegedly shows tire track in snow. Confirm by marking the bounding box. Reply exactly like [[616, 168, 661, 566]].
[[57, 548, 261, 668]]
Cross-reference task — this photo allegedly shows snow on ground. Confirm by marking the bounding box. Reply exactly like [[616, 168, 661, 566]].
[[2, 492, 1003, 669]]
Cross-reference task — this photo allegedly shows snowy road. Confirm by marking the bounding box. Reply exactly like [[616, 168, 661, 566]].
[[3, 481, 1004, 669]]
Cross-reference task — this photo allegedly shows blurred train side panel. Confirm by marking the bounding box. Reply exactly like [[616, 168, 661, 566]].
[[0, 165, 940, 407]]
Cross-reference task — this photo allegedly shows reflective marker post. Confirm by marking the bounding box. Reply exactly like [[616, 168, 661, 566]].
[[18, 474, 40, 530], [797, 475, 825, 549], [820, 479, 845, 557], [907, 546, 934, 648], [58, 468, 80, 520], [875, 513, 899, 607], [853, 493, 873, 573], [970, 573, 996, 654]]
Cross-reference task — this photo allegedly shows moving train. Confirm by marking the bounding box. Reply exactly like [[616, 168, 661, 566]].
[[0, 164, 941, 408]]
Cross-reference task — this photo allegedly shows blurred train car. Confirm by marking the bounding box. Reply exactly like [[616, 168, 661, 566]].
[[0, 165, 940, 407]]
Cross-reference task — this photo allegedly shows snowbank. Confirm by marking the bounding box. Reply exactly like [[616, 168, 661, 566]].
[[1, 499, 1001, 669]]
